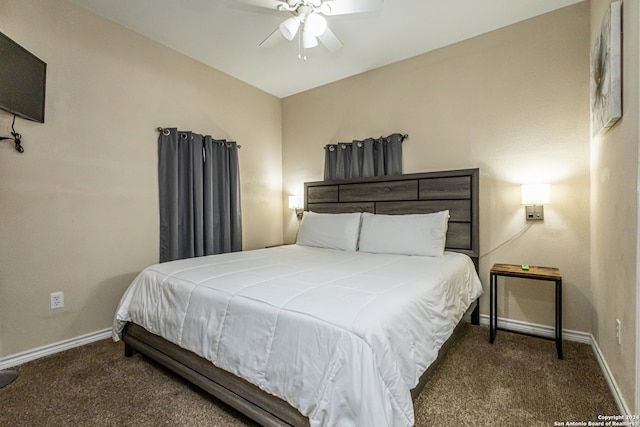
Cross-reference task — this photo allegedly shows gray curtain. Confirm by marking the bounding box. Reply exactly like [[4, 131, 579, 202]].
[[158, 128, 242, 263], [324, 133, 404, 180]]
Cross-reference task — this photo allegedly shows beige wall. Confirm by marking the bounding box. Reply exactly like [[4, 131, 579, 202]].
[[0, 0, 282, 357], [283, 3, 592, 333], [590, 0, 639, 413]]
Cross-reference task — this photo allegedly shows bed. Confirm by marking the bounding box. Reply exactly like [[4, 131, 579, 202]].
[[113, 168, 481, 427]]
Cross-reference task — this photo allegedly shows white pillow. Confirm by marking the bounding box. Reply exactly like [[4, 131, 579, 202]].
[[296, 211, 362, 251], [358, 211, 450, 256]]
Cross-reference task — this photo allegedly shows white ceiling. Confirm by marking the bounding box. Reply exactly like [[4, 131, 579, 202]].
[[70, 0, 583, 98]]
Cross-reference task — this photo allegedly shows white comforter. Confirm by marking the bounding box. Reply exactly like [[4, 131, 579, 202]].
[[113, 245, 483, 427]]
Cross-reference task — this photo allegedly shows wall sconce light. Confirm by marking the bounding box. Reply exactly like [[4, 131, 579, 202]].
[[521, 184, 550, 220], [288, 195, 304, 220]]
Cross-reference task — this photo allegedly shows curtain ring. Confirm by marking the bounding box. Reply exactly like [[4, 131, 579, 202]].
[[341, 144, 347, 149], [357, 142, 363, 148], [180, 133, 188, 140], [328, 145, 335, 152], [163, 129, 170, 136]]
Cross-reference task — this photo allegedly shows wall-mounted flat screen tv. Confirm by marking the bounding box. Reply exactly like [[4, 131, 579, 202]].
[[0, 31, 46, 123]]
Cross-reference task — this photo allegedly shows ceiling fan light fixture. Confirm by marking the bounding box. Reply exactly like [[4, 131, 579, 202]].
[[302, 29, 318, 48], [279, 16, 300, 40], [305, 13, 327, 36]]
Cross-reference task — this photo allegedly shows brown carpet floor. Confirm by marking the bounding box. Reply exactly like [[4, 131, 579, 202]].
[[0, 325, 618, 426]]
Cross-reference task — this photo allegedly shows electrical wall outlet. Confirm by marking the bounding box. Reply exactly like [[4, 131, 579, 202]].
[[525, 205, 544, 220], [616, 319, 621, 345], [50, 291, 64, 309]]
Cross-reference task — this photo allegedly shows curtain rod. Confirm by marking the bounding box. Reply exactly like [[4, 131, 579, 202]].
[[324, 133, 409, 149], [157, 127, 241, 148]]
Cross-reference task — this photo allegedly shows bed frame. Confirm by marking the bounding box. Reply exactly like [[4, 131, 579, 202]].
[[123, 168, 480, 427]]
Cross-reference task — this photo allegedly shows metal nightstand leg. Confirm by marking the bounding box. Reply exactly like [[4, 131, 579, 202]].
[[490, 273, 496, 344], [556, 278, 563, 359]]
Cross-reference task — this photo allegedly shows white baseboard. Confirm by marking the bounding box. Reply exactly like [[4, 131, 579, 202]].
[[478, 314, 591, 344], [477, 314, 629, 416], [0, 328, 111, 370], [591, 334, 631, 416]]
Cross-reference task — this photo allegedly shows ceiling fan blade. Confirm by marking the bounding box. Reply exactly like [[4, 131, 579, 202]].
[[227, 0, 289, 11], [318, 27, 343, 52], [321, 0, 383, 15], [259, 28, 284, 48]]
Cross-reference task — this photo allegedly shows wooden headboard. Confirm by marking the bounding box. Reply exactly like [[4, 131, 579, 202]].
[[304, 168, 479, 264]]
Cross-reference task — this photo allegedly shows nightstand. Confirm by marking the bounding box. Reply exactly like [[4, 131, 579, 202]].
[[489, 263, 563, 359]]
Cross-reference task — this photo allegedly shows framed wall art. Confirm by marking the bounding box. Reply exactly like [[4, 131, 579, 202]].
[[590, 0, 622, 138]]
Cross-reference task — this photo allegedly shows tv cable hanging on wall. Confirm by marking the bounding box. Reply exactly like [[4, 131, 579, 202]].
[[0, 115, 25, 153]]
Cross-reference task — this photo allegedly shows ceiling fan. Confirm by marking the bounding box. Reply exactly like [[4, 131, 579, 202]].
[[231, 0, 383, 59]]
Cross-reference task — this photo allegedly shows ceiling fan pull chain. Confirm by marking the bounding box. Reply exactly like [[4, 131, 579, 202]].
[[297, 30, 307, 60]]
